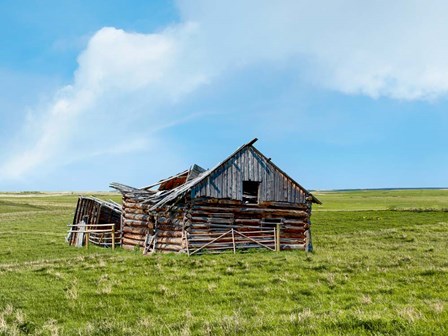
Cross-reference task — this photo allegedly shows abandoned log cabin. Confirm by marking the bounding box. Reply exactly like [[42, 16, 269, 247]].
[[110, 138, 321, 254]]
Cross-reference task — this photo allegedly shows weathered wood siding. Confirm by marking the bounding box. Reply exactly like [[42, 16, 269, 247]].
[[153, 205, 188, 253], [121, 194, 155, 250], [121, 195, 188, 253], [69, 197, 122, 248], [191, 146, 308, 203], [186, 198, 311, 252]]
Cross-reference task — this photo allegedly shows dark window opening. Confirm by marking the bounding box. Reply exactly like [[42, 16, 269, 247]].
[[243, 181, 260, 204]]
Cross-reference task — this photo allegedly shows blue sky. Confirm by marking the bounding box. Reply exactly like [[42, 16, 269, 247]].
[[0, 0, 447, 191]]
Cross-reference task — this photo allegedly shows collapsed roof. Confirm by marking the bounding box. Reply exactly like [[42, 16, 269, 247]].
[[110, 138, 321, 210]]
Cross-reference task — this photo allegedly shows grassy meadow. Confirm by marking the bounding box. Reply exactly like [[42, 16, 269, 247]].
[[0, 190, 447, 335]]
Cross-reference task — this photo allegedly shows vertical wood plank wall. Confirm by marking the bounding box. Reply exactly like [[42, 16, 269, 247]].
[[70, 197, 122, 247], [191, 147, 307, 203]]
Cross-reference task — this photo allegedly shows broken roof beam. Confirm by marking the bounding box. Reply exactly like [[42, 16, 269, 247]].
[[247, 138, 258, 147], [141, 169, 189, 190]]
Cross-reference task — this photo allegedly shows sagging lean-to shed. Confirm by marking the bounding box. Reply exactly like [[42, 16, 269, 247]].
[[110, 138, 321, 255]]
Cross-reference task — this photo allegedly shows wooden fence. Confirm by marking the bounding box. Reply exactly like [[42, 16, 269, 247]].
[[187, 226, 278, 255], [67, 223, 120, 249]]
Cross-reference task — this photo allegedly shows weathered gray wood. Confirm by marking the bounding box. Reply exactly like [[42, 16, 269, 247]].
[[123, 226, 149, 235], [155, 243, 184, 251], [192, 205, 308, 217], [123, 219, 153, 227], [123, 232, 147, 240], [234, 218, 260, 224], [157, 230, 183, 238], [123, 201, 152, 210], [190, 146, 311, 203], [124, 213, 153, 221], [109, 140, 319, 255], [156, 237, 183, 244], [207, 218, 234, 224], [259, 201, 308, 209], [122, 237, 145, 246]]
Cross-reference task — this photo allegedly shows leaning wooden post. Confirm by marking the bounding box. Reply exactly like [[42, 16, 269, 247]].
[[276, 223, 281, 252], [111, 225, 115, 250], [82, 215, 89, 249], [184, 231, 190, 256], [231, 228, 236, 254]]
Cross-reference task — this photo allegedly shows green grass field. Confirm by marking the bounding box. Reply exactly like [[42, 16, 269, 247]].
[[0, 190, 447, 335]]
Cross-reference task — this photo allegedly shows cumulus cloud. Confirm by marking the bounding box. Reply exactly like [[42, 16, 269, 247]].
[[2, 0, 448, 183], [178, 0, 448, 100], [0, 24, 207, 182]]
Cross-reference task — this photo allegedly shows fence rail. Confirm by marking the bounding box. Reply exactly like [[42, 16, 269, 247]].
[[67, 223, 119, 249], [187, 227, 278, 256]]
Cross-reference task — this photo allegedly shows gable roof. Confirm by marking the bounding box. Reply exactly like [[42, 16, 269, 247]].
[[250, 143, 321, 205], [110, 138, 321, 209]]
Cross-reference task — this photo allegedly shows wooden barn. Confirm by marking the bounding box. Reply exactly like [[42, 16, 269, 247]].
[[111, 139, 321, 254]]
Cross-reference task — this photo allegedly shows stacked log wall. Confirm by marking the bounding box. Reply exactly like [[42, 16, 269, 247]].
[[121, 194, 155, 250], [154, 205, 188, 253], [186, 198, 311, 252]]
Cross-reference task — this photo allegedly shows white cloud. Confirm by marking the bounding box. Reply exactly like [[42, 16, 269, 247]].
[[178, 0, 448, 100], [0, 24, 207, 182], [2, 0, 448, 183]]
